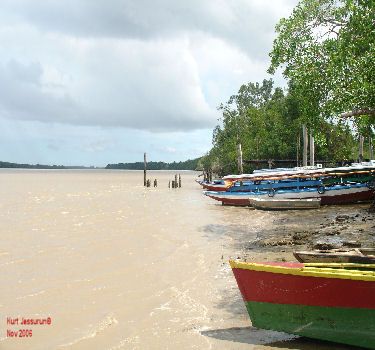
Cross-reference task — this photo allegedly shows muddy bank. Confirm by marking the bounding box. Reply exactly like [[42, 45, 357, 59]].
[[232, 203, 375, 263]]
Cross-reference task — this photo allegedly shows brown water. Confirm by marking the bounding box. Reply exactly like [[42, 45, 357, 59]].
[[0, 169, 355, 349]]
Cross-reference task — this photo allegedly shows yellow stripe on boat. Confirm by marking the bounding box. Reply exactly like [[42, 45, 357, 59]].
[[229, 261, 375, 282]]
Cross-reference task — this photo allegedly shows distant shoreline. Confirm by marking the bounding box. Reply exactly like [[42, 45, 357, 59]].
[[0, 158, 201, 171]]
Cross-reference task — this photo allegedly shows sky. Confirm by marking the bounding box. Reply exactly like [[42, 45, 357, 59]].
[[0, 0, 299, 167]]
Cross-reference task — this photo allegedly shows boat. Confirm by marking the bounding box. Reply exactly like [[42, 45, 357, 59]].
[[195, 179, 228, 192], [204, 177, 322, 206], [250, 197, 321, 210], [294, 248, 375, 264], [204, 181, 374, 206], [230, 260, 375, 348]]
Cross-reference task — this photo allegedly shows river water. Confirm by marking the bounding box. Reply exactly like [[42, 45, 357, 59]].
[[0, 169, 355, 349]]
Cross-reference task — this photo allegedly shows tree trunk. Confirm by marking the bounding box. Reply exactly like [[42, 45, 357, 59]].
[[237, 143, 243, 174]]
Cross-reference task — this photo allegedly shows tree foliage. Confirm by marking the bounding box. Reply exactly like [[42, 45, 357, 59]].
[[268, 0, 375, 129], [203, 79, 357, 175]]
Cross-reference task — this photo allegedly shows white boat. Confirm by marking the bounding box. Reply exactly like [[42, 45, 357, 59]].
[[250, 197, 321, 210]]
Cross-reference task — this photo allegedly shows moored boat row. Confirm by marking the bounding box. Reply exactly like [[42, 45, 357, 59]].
[[198, 162, 375, 208]]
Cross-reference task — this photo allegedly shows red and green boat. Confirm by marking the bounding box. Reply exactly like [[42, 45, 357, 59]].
[[230, 261, 375, 348]]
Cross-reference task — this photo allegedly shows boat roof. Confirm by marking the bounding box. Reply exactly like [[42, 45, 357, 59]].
[[222, 161, 375, 183]]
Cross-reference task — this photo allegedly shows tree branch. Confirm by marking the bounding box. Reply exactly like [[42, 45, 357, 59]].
[[338, 108, 375, 118]]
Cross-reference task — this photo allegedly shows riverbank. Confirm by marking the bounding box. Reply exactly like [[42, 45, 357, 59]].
[[233, 203, 375, 264]]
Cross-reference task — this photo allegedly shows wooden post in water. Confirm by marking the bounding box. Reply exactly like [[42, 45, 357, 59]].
[[154, 179, 157, 187], [144, 152, 147, 186], [309, 133, 315, 166], [359, 135, 364, 162], [302, 124, 308, 167], [168, 180, 171, 188], [237, 143, 243, 174], [178, 174, 181, 188], [370, 136, 373, 160], [174, 174, 178, 188]]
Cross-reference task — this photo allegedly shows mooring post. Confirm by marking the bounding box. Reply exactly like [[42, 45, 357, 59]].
[[302, 124, 308, 167], [154, 179, 157, 187], [174, 174, 178, 188], [168, 180, 171, 188], [144, 152, 147, 186], [359, 135, 364, 162], [370, 136, 373, 160], [296, 135, 300, 167], [178, 174, 181, 188], [237, 143, 243, 174], [309, 133, 315, 166]]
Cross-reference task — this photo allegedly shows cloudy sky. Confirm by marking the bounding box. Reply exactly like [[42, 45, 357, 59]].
[[0, 0, 299, 166]]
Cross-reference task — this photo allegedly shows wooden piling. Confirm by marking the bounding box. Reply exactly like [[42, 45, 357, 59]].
[[178, 174, 181, 188], [309, 133, 315, 166], [296, 135, 300, 167], [154, 179, 157, 187], [144, 152, 147, 186], [370, 136, 373, 160], [237, 143, 243, 174], [302, 124, 308, 167]]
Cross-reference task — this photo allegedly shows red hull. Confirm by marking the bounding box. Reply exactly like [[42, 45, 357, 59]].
[[205, 194, 249, 206], [231, 262, 375, 309], [321, 189, 374, 205], [200, 183, 227, 191]]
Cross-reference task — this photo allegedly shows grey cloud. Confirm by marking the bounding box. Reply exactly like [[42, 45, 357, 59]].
[[0, 1, 299, 133], [2, 0, 298, 60], [0, 60, 79, 122], [0, 59, 215, 132]]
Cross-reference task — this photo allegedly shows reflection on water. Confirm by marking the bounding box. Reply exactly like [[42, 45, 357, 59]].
[[0, 169, 366, 349]]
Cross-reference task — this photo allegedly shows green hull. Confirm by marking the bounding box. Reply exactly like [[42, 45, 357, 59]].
[[246, 301, 375, 349]]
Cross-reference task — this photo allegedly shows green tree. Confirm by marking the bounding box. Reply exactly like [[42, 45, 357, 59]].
[[268, 0, 375, 128]]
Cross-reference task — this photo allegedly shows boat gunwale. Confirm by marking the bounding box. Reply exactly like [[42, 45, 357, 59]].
[[229, 261, 375, 282]]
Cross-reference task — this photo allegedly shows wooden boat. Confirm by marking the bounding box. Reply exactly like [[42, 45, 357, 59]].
[[230, 260, 375, 348], [196, 179, 228, 192], [204, 182, 374, 206], [250, 197, 320, 210], [294, 248, 375, 264]]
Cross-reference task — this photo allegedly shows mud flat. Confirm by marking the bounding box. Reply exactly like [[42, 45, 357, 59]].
[[235, 203, 375, 263]]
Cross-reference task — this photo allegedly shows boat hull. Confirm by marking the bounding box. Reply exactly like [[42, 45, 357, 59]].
[[197, 181, 228, 191], [205, 184, 374, 206], [246, 301, 374, 348], [230, 261, 375, 348], [294, 249, 375, 264], [250, 198, 320, 210], [320, 185, 374, 204]]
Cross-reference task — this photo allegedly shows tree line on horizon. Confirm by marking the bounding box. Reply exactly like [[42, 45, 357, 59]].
[[106, 158, 201, 170], [198, 0, 375, 175]]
